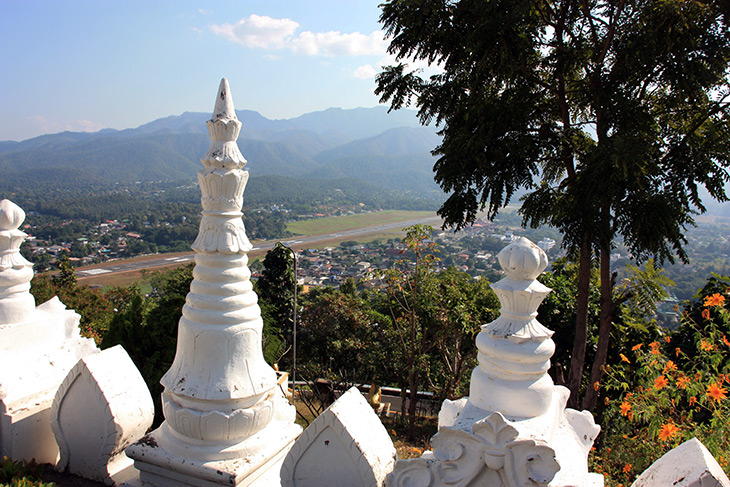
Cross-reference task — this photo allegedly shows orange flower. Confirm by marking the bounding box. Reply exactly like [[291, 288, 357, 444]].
[[704, 293, 725, 307], [619, 401, 632, 416], [658, 422, 679, 441], [623, 464, 632, 473], [620, 353, 631, 364], [689, 396, 697, 406], [723, 335, 730, 347], [702, 308, 711, 320], [675, 347, 682, 357], [628, 411, 634, 421], [676, 375, 690, 389], [593, 381, 600, 391], [632, 344, 642, 351], [655, 375, 669, 390], [700, 339, 715, 352], [664, 336, 671, 343], [649, 341, 660, 355], [707, 382, 728, 403]]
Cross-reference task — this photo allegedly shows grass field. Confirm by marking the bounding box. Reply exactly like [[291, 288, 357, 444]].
[[287, 210, 436, 236]]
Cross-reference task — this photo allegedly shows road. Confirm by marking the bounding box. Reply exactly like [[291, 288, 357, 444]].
[[76, 214, 443, 278]]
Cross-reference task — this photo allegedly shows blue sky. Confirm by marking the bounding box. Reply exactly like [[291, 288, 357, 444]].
[[0, 1, 403, 141]]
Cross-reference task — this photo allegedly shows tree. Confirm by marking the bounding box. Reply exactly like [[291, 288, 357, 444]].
[[426, 268, 499, 402], [377, 0, 730, 409], [374, 225, 439, 439], [103, 266, 193, 426], [539, 257, 671, 409], [298, 287, 390, 385], [255, 243, 297, 364], [30, 256, 114, 344]]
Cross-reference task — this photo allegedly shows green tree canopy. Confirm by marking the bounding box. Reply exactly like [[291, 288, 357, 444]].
[[377, 0, 730, 409], [255, 243, 297, 366]]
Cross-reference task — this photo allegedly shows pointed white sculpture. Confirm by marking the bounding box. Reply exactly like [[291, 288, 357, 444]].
[[51, 345, 153, 485], [281, 387, 397, 487], [0, 199, 99, 464], [126, 79, 301, 487], [631, 438, 730, 487], [386, 237, 604, 487]]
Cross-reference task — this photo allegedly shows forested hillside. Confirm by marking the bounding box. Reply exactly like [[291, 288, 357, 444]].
[[0, 106, 439, 195]]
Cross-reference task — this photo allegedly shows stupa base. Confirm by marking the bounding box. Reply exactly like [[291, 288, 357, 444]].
[[387, 386, 604, 487], [127, 420, 301, 487]]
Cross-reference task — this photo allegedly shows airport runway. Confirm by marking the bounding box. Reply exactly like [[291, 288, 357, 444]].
[[76, 214, 443, 278]]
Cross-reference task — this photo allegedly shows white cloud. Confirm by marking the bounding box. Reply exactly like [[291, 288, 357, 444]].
[[211, 14, 299, 49], [290, 30, 387, 57], [211, 15, 388, 58], [353, 64, 377, 79]]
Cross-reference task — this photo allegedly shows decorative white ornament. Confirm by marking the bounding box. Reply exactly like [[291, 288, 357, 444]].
[[388, 412, 559, 487], [51, 345, 153, 485], [281, 387, 397, 487]]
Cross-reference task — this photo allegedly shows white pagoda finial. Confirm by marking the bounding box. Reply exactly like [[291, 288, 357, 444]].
[[0, 199, 35, 325], [0, 199, 26, 231], [470, 237, 555, 417], [212, 78, 237, 121]]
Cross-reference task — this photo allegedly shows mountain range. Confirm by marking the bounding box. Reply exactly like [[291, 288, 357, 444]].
[[0, 107, 444, 197]]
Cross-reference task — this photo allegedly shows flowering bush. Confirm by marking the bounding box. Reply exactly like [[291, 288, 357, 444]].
[[594, 278, 730, 486]]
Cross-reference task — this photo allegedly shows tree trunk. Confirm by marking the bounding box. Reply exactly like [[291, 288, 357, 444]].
[[407, 367, 419, 441], [582, 242, 614, 411], [567, 232, 592, 409]]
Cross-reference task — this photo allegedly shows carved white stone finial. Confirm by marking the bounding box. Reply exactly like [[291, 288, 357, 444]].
[[0, 199, 26, 231], [212, 78, 237, 121], [470, 237, 555, 418], [0, 199, 35, 325], [498, 237, 548, 280]]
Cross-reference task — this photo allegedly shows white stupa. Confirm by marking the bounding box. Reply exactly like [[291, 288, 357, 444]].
[[126, 79, 301, 487]]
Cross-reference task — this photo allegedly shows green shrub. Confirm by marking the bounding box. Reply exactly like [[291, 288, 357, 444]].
[[0, 457, 54, 487]]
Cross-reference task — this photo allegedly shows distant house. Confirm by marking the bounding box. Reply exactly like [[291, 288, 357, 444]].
[[47, 245, 68, 255], [354, 262, 371, 271]]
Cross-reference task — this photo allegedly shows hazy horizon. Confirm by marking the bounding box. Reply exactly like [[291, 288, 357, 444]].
[[1, 1, 429, 142]]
